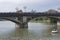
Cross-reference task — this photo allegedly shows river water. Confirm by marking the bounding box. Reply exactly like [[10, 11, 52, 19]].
[[0, 21, 60, 40]]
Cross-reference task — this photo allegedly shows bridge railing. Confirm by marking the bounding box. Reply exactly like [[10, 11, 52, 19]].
[[0, 12, 60, 17]]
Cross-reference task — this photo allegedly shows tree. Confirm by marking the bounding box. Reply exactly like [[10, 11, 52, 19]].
[[15, 8, 23, 13]]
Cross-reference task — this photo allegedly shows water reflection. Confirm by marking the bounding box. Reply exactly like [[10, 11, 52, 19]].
[[0, 21, 60, 40]]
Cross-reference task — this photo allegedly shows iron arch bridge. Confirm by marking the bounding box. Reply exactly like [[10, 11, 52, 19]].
[[0, 12, 60, 28]]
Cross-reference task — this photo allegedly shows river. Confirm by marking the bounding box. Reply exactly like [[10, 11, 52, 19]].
[[0, 21, 60, 40]]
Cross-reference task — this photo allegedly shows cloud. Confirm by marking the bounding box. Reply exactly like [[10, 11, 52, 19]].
[[28, 0, 48, 3], [0, 2, 19, 12], [0, 0, 60, 12], [0, 0, 50, 4], [0, 0, 59, 4], [20, 0, 50, 4], [0, 0, 21, 4]]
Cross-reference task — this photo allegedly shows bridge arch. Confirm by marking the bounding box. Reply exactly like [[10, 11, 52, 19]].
[[26, 16, 56, 22], [0, 16, 59, 28], [23, 16, 58, 27], [0, 17, 23, 24]]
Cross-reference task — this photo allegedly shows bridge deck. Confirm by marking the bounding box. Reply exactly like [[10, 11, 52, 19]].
[[0, 12, 60, 17]]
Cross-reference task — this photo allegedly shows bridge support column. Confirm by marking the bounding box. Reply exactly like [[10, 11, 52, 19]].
[[15, 23, 28, 28], [53, 19, 58, 30], [15, 23, 23, 28], [23, 16, 28, 28], [15, 24, 20, 28], [57, 21, 60, 32], [51, 18, 58, 31], [16, 16, 28, 28]]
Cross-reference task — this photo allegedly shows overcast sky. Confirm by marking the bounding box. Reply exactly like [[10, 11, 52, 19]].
[[0, 0, 60, 12]]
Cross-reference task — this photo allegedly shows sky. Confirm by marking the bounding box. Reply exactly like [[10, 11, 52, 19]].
[[0, 0, 60, 12]]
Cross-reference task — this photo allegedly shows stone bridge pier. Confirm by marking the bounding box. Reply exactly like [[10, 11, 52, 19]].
[[57, 21, 60, 31], [52, 18, 60, 31], [15, 16, 29, 28]]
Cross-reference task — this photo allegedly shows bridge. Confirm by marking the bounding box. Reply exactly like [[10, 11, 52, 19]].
[[0, 12, 60, 29], [0, 12, 60, 17]]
